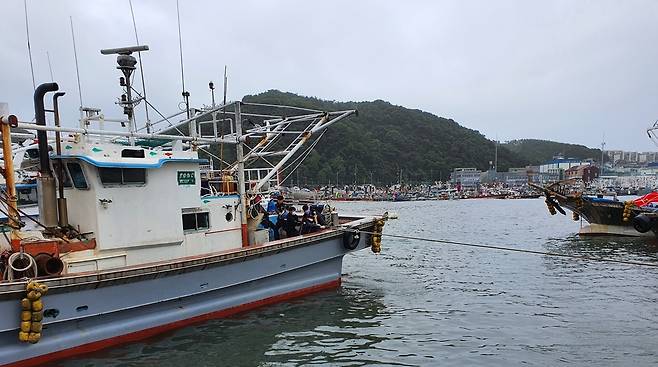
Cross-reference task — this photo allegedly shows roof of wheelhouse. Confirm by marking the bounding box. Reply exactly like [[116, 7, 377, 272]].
[[49, 141, 207, 169], [51, 155, 207, 169]]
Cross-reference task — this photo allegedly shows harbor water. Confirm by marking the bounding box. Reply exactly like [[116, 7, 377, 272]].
[[57, 198, 658, 366]]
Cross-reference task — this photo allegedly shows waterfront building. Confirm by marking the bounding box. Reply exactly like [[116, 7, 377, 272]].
[[604, 150, 658, 167], [451, 168, 481, 188], [539, 157, 591, 174], [565, 165, 600, 182], [503, 167, 530, 186]]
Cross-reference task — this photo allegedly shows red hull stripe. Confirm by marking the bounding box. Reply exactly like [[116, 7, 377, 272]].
[[5, 278, 342, 367]]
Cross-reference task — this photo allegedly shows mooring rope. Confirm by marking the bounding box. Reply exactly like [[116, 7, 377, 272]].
[[339, 227, 658, 268]]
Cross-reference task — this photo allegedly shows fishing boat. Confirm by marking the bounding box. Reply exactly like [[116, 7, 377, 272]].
[[0, 138, 47, 225], [0, 45, 387, 367], [530, 180, 658, 237]]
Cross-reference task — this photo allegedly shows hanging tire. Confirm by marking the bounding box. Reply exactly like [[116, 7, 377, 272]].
[[343, 230, 360, 250]]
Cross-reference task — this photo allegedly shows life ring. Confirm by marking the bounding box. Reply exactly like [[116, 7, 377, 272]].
[[343, 230, 360, 250]]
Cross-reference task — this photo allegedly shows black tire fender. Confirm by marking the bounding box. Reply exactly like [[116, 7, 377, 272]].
[[343, 230, 360, 250]]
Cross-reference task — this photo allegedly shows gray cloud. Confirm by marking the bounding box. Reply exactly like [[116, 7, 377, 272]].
[[1, 0, 656, 151]]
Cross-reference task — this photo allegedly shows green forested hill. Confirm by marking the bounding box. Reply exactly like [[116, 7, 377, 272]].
[[242, 90, 525, 185], [237, 90, 599, 185], [502, 139, 601, 166]]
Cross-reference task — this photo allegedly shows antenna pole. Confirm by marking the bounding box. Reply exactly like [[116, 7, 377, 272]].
[[176, 0, 190, 119], [223, 65, 227, 106], [129, 0, 151, 133], [209, 81, 215, 107], [70, 16, 83, 116], [23, 0, 36, 91]]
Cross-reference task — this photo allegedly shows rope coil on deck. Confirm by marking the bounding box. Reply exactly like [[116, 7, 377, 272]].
[[18, 280, 48, 344]]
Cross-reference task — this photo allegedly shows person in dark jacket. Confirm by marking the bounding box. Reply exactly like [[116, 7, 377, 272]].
[[284, 206, 300, 237]]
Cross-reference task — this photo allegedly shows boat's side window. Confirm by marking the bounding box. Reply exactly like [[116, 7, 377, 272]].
[[182, 213, 196, 231], [123, 169, 146, 184], [197, 212, 210, 230], [25, 148, 39, 159], [99, 168, 122, 185], [52, 161, 72, 188], [67, 162, 89, 190], [121, 149, 145, 158], [182, 211, 210, 232], [99, 168, 146, 186]]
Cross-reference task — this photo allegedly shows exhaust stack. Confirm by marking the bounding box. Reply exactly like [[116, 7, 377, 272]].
[[53, 92, 68, 227], [34, 82, 59, 230]]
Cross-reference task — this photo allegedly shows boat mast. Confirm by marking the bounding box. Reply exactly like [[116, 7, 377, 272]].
[[0, 111, 19, 239], [234, 101, 249, 247], [100, 45, 149, 146], [494, 137, 498, 173], [600, 135, 606, 176]]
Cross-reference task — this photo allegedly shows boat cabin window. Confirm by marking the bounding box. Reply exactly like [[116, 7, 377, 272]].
[[25, 146, 52, 159], [99, 168, 146, 186], [25, 149, 40, 159], [52, 161, 73, 188], [66, 162, 88, 189], [17, 186, 38, 205], [182, 211, 210, 232], [121, 149, 145, 158]]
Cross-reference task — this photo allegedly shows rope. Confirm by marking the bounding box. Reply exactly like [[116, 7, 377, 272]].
[[340, 228, 658, 268]]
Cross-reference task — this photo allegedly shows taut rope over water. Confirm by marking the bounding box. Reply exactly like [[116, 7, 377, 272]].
[[340, 228, 658, 268]]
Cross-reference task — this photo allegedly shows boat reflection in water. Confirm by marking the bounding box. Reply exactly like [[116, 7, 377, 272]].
[[60, 284, 389, 367]]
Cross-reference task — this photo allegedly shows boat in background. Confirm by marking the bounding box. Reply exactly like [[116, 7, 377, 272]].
[[530, 179, 658, 237], [0, 45, 389, 367]]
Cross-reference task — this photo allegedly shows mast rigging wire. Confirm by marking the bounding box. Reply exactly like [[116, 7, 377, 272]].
[[128, 0, 151, 133], [70, 16, 84, 109], [23, 0, 36, 91], [279, 130, 326, 185], [46, 51, 54, 81], [129, 87, 232, 167], [175, 0, 189, 119]]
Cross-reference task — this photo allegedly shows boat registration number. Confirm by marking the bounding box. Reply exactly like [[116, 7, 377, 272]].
[[177, 171, 196, 185]]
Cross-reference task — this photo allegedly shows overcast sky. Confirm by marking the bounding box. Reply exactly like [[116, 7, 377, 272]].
[[1, 0, 657, 151]]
